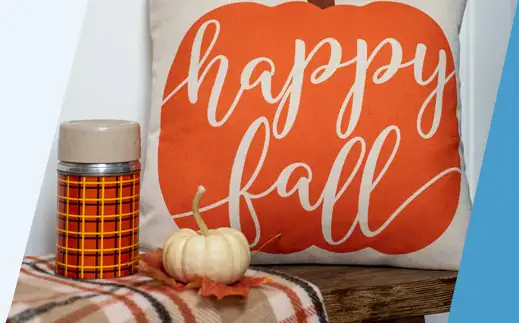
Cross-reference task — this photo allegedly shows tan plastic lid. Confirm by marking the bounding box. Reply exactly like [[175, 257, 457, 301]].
[[58, 119, 141, 163]]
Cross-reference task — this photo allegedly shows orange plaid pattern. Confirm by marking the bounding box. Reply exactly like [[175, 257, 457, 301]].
[[56, 172, 140, 279], [10, 255, 328, 323]]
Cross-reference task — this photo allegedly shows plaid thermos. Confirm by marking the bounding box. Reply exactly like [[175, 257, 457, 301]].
[[56, 120, 141, 279]]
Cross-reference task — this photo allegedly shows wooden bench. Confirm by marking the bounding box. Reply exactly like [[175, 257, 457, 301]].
[[262, 265, 457, 323]]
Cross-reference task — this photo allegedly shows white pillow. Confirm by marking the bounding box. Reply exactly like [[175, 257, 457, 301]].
[[140, 0, 471, 270]]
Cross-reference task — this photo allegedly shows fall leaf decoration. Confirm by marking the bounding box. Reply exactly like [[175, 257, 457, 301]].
[[137, 248, 272, 299], [137, 249, 184, 289], [197, 276, 273, 300], [137, 186, 280, 299]]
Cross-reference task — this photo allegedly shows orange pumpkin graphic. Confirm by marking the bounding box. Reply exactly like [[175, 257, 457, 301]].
[[158, 2, 461, 255]]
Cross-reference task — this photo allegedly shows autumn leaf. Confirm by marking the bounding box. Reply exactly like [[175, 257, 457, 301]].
[[139, 248, 164, 270], [138, 249, 272, 299], [137, 248, 184, 289], [198, 276, 272, 300]]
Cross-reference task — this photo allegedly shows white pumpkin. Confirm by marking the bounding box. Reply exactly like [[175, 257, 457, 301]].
[[162, 186, 251, 285]]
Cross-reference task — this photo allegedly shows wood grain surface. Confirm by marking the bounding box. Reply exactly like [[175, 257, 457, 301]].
[[259, 265, 457, 323], [362, 317, 426, 323]]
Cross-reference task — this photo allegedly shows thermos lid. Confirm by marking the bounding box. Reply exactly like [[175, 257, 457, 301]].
[[58, 119, 141, 163]]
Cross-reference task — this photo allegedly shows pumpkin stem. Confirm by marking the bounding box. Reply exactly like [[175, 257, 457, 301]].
[[252, 233, 282, 256], [192, 186, 210, 236]]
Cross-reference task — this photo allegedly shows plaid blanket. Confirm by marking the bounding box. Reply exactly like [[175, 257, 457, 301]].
[[8, 256, 328, 323]]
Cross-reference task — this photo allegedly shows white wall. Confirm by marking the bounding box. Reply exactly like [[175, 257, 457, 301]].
[[25, 0, 151, 256], [0, 0, 89, 318], [23, 1, 517, 322], [461, 0, 518, 199]]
